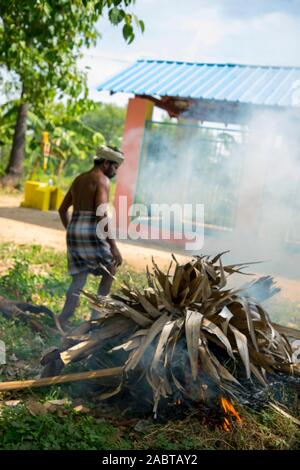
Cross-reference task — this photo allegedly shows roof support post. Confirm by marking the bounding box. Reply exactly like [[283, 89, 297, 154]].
[[114, 97, 154, 237]]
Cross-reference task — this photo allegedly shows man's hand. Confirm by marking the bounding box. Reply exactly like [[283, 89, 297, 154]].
[[59, 188, 72, 229], [111, 246, 123, 267]]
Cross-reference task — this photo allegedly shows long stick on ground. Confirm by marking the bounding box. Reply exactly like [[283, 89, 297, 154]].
[[269, 402, 300, 426], [0, 367, 123, 392]]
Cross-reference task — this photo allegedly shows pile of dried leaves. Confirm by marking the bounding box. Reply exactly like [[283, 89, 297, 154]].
[[42, 253, 300, 415]]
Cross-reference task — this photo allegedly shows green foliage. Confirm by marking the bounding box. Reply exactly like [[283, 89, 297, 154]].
[[82, 102, 126, 148], [0, 401, 299, 450], [0, 244, 70, 319], [0, 0, 143, 109], [0, 245, 66, 303], [0, 100, 126, 185], [24, 103, 106, 180], [0, 405, 131, 450], [0, 103, 17, 176], [0, 242, 147, 320], [0, 258, 45, 301], [0, 1, 143, 183], [0, 316, 49, 362]]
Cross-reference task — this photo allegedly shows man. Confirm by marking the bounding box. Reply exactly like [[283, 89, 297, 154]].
[[58, 144, 124, 330]]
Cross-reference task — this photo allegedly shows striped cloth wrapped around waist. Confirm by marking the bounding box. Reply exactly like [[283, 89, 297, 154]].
[[66, 211, 113, 276]]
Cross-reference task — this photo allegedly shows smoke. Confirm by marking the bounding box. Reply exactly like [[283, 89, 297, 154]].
[[132, 107, 300, 280], [229, 110, 300, 277]]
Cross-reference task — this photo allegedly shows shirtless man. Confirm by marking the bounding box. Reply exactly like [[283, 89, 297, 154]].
[[57, 145, 124, 329]]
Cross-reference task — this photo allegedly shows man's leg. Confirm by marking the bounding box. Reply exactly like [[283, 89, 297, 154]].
[[59, 271, 88, 326], [90, 265, 116, 320], [98, 264, 116, 296]]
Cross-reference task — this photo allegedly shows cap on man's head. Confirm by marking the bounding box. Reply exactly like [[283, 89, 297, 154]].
[[95, 144, 124, 165]]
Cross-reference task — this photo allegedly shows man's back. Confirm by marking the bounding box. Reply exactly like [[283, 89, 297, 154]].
[[71, 169, 108, 212]]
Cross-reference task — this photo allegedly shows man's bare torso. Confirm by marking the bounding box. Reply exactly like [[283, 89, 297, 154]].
[[71, 169, 108, 212]]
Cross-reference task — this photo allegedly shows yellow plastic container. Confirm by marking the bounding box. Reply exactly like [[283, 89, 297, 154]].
[[22, 181, 40, 207], [21, 181, 64, 211], [50, 187, 64, 210]]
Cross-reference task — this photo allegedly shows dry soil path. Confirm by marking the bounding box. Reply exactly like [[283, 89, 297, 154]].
[[0, 193, 299, 304]]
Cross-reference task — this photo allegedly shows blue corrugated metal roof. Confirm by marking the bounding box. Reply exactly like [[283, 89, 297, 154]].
[[97, 59, 300, 108]]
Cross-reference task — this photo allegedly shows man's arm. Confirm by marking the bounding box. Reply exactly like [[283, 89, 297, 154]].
[[59, 188, 73, 229], [95, 176, 123, 267]]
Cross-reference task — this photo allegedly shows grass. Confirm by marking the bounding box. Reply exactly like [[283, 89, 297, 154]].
[[0, 404, 131, 450], [0, 399, 299, 450], [0, 242, 299, 450], [0, 242, 147, 319]]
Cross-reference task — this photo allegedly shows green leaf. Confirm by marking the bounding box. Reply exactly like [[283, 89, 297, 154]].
[[124, 13, 132, 25], [109, 7, 122, 25], [126, 33, 135, 45], [122, 23, 132, 40], [139, 20, 145, 33]]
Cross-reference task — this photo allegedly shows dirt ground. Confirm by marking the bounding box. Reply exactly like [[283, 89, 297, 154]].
[[0, 193, 188, 268], [0, 193, 299, 303]]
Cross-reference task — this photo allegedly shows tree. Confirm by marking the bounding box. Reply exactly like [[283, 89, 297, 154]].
[[25, 103, 107, 180], [0, 0, 144, 187], [0, 100, 127, 184], [82, 102, 126, 147]]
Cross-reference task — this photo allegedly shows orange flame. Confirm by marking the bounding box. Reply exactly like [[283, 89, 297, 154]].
[[220, 397, 242, 431], [175, 399, 182, 406]]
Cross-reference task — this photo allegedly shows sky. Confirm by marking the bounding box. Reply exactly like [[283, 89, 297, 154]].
[[79, 0, 300, 105]]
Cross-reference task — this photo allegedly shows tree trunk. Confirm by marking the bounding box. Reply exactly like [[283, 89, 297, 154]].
[[1, 90, 29, 188]]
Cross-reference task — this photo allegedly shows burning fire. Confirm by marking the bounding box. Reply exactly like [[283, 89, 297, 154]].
[[220, 397, 242, 431]]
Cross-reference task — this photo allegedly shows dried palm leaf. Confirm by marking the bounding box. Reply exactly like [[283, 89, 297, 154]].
[[74, 252, 300, 413]]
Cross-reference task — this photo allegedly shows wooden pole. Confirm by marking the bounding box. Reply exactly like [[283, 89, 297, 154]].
[[0, 367, 123, 392]]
